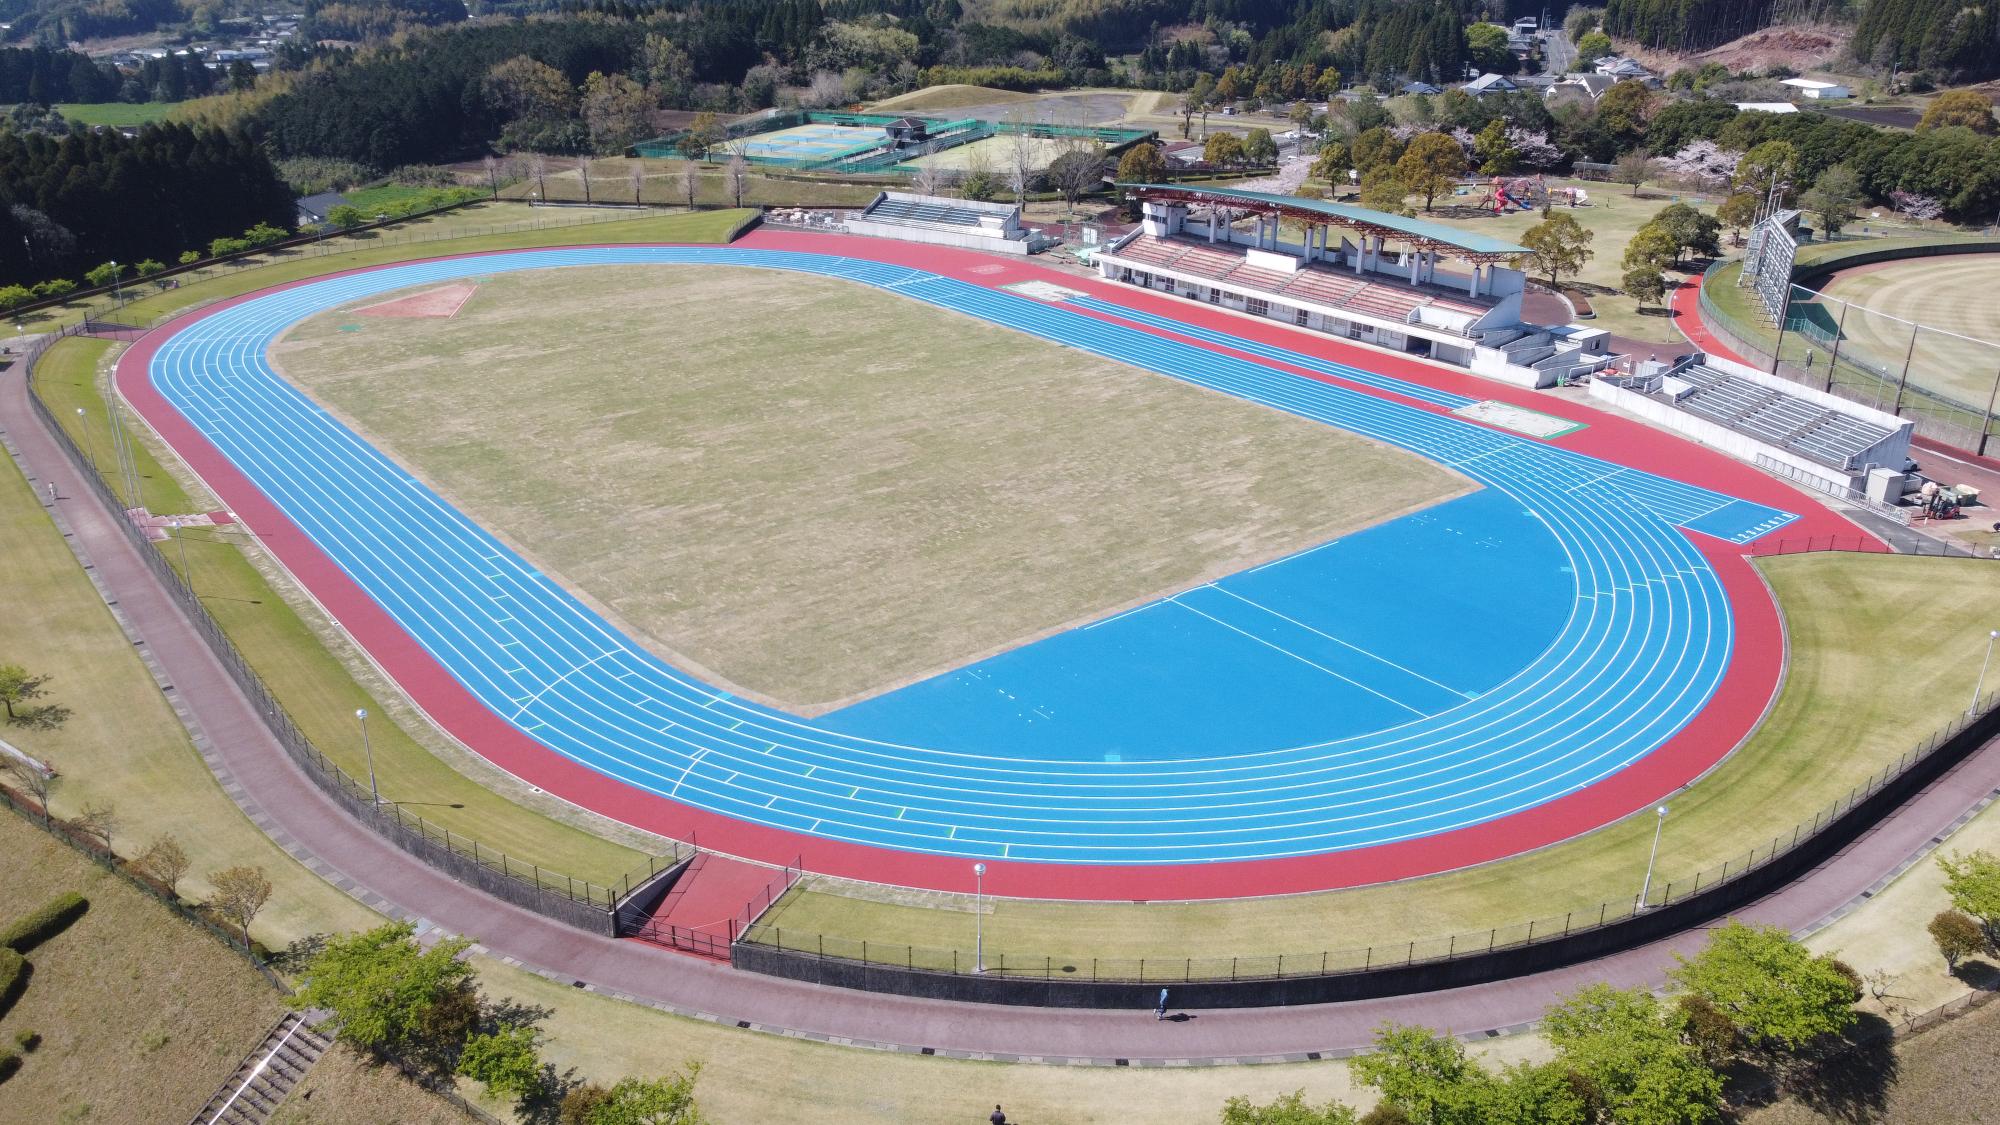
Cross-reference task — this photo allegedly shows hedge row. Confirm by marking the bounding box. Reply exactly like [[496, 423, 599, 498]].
[[0, 892, 87, 953], [0, 947, 23, 1019]]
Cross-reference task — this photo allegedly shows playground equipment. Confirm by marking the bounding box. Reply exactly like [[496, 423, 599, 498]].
[[1481, 176, 1546, 213], [1474, 176, 1589, 213]]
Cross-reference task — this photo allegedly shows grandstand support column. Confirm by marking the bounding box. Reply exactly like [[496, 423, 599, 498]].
[[1409, 252, 1421, 284], [1467, 263, 1480, 298]]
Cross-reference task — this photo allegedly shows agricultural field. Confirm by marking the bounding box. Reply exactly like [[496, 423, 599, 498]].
[[54, 100, 175, 126], [271, 264, 1463, 710]]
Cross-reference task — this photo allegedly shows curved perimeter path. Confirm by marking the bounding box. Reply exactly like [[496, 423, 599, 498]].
[[6, 348, 1998, 1059], [107, 231, 1871, 900]]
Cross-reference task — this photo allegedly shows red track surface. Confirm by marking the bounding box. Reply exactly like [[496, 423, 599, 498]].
[[111, 232, 1883, 901]]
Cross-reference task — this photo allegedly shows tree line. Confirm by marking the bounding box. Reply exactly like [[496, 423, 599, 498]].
[[0, 122, 294, 288], [0, 45, 223, 106]]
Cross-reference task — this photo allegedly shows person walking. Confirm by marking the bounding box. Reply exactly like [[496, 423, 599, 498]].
[[990, 1104, 1008, 1124], [1156, 987, 1169, 1021]]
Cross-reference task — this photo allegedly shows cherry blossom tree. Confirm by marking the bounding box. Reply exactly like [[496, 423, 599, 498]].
[[1661, 141, 1741, 192], [1889, 190, 1945, 222]]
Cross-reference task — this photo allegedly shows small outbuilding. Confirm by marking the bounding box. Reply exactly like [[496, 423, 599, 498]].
[[1781, 78, 1851, 99]]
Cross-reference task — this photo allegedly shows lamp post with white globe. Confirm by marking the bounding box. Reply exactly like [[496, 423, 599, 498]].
[[973, 862, 987, 974], [1972, 629, 1998, 716], [1637, 804, 1668, 911]]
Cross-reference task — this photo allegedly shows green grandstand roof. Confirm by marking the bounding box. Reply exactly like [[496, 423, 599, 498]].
[[1122, 184, 1530, 257]]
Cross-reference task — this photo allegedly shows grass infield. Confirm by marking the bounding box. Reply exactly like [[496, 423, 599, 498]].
[[271, 265, 1464, 710], [753, 552, 2000, 969]]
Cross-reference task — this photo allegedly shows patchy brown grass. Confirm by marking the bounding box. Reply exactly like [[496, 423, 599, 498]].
[[272, 264, 1464, 710]]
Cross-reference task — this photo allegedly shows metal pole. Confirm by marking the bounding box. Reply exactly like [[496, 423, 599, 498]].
[[1978, 363, 2000, 458], [1824, 297, 1850, 393], [1637, 804, 1668, 910], [1768, 284, 1792, 377], [1974, 631, 1998, 717], [73, 407, 98, 471], [972, 862, 986, 974], [173, 519, 192, 591], [356, 708, 379, 808], [1890, 320, 1920, 416]]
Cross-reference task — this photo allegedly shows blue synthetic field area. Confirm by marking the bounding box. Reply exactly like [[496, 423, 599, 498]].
[[822, 489, 1572, 759], [146, 246, 1799, 863]]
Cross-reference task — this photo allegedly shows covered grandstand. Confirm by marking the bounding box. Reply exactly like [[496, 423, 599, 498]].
[[1098, 184, 1618, 388]]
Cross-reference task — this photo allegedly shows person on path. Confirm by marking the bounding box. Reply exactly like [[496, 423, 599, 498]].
[[1156, 987, 1169, 1021], [990, 1105, 1007, 1124]]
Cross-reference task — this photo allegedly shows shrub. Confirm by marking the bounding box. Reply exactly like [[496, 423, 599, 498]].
[[0, 947, 25, 1017], [1, 891, 88, 952], [12, 1029, 37, 1051], [0, 1046, 18, 1084]]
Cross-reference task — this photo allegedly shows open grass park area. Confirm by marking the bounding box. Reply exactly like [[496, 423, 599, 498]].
[[1388, 178, 1725, 345], [754, 552, 2000, 971], [271, 265, 1462, 710], [0, 813, 453, 1122]]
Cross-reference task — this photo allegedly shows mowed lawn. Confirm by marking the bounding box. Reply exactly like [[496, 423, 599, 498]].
[[0, 816, 288, 1122], [0, 426, 380, 947], [754, 552, 2000, 968], [271, 265, 1466, 710], [32, 335, 654, 885], [0, 816, 455, 1123], [1814, 254, 2000, 408], [1389, 179, 1723, 344]]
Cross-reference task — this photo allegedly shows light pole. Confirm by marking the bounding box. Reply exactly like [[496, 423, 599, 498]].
[[356, 707, 379, 809], [1973, 630, 1999, 716], [73, 407, 97, 471], [973, 862, 986, 974], [1637, 805, 1668, 911], [109, 260, 119, 303]]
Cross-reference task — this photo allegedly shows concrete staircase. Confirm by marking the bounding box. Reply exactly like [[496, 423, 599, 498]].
[[186, 1010, 332, 1125]]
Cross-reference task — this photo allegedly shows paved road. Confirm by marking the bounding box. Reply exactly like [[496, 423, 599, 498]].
[[1542, 29, 1577, 76], [6, 338, 2000, 1064]]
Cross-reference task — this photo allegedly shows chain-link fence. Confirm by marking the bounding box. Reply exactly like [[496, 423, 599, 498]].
[[17, 327, 687, 935], [1701, 255, 2000, 456]]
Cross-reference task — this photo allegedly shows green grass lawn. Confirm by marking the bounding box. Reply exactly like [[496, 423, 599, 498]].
[[0, 447, 378, 947], [1382, 178, 1724, 343], [0, 812, 290, 1123], [340, 184, 458, 213], [11, 202, 753, 335], [55, 101, 175, 126], [16, 210, 760, 894], [0, 813, 457, 1122], [34, 334, 653, 887], [752, 553, 2000, 973]]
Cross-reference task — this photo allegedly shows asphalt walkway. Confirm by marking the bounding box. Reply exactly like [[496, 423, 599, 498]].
[[6, 331, 2000, 1064]]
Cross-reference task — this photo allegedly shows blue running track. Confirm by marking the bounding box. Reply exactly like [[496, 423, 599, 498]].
[[142, 246, 1797, 864]]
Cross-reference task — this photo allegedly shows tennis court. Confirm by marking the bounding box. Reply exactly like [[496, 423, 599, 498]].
[[731, 123, 886, 164]]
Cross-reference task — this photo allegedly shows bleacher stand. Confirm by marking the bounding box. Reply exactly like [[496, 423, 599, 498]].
[[1590, 352, 1914, 494], [843, 191, 1036, 255]]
